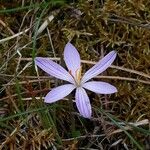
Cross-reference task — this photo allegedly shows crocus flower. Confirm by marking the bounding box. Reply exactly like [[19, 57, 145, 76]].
[[35, 43, 117, 118]]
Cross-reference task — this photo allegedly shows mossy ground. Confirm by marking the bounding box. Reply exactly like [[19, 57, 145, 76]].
[[0, 0, 150, 149]]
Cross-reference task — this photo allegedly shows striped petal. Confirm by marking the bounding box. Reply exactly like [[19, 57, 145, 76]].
[[83, 81, 117, 94], [64, 42, 81, 77], [35, 57, 75, 84], [81, 51, 117, 83], [45, 84, 76, 103], [75, 87, 92, 118]]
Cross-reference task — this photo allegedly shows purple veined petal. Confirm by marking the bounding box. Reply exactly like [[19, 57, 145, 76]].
[[35, 57, 75, 84], [45, 84, 76, 103], [81, 51, 117, 83], [64, 42, 81, 77], [75, 87, 92, 118], [83, 81, 117, 94]]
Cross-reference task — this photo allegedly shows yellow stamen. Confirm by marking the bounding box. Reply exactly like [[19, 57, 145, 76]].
[[75, 66, 82, 86], [68, 67, 82, 86]]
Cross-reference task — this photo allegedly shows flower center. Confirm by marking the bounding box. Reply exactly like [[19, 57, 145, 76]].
[[69, 66, 82, 87]]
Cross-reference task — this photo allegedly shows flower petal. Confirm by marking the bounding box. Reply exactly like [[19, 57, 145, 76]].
[[75, 87, 92, 118], [35, 57, 74, 84], [45, 84, 76, 103], [83, 81, 117, 94], [81, 51, 117, 83], [64, 42, 81, 77]]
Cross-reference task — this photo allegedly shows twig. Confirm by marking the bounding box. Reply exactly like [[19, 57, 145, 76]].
[[0, 62, 32, 93], [2, 79, 48, 86], [108, 18, 150, 29], [109, 119, 149, 135], [37, 15, 54, 35], [0, 19, 15, 35], [1, 74, 150, 85], [18, 57, 150, 79], [95, 75, 150, 85], [47, 27, 56, 57], [5, 87, 19, 112], [62, 134, 105, 142], [110, 65, 150, 80], [0, 28, 30, 43]]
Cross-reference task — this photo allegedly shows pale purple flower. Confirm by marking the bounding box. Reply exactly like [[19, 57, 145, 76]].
[[35, 43, 117, 118]]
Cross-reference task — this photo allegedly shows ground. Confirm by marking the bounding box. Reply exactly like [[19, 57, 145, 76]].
[[0, 0, 150, 149]]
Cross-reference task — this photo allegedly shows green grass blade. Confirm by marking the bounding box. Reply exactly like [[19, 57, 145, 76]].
[[0, 105, 53, 122], [97, 108, 144, 150], [0, 3, 38, 14]]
